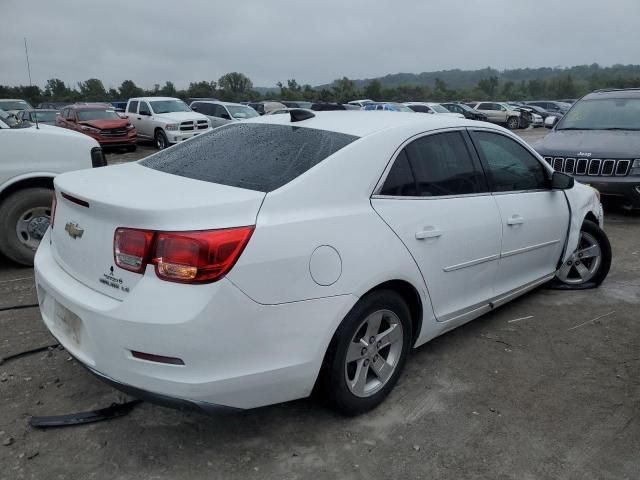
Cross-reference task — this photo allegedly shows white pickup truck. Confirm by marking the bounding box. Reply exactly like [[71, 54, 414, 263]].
[[0, 109, 104, 265], [125, 97, 211, 149]]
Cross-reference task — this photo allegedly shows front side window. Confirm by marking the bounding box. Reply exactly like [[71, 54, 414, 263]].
[[471, 131, 548, 192], [380, 132, 486, 197], [139, 102, 151, 115]]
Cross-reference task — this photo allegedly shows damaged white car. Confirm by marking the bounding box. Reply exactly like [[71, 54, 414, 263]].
[[34, 110, 610, 415]]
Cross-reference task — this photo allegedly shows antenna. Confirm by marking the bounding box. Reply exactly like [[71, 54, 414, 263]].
[[24, 37, 38, 129]]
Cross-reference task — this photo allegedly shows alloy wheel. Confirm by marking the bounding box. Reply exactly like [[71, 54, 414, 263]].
[[556, 231, 602, 284], [344, 309, 404, 398]]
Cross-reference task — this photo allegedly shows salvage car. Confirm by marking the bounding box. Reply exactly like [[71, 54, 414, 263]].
[[535, 88, 640, 210], [125, 97, 211, 149], [35, 110, 610, 416], [469, 101, 522, 129], [56, 104, 137, 151], [190, 101, 259, 128], [440, 102, 488, 121], [404, 102, 465, 118], [0, 99, 33, 114], [16, 109, 60, 126], [0, 108, 104, 265]]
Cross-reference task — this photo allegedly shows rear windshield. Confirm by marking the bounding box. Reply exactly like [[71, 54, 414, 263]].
[[141, 123, 359, 192]]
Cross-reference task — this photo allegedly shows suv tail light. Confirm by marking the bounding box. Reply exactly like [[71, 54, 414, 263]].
[[113, 226, 254, 283], [50, 193, 57, 229]]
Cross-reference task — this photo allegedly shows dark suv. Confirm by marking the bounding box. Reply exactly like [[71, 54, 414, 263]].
[[534, 88, 640, 209]]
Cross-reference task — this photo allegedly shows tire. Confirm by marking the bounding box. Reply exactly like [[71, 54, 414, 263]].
[[553, 220, 612, 288], [0, 188, 53, 266], [319, 289, 412, 415], [507, 116, 520, 130], [155, 129, 168, 150]]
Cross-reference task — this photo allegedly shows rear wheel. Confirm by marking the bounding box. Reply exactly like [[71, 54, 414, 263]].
[[319, 290, 412, 415], [554, 220, 611, 287], [155, 129, 168, 150], [0, 188, 53, 266], [507, 116, 520, 130]]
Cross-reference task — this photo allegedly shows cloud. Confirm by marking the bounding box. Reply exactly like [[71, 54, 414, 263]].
[[1, 0, 639, 89]]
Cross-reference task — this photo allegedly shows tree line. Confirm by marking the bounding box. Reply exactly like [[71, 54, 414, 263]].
[[3, 64, 640, 107]]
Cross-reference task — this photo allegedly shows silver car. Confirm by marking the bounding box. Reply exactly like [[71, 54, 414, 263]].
[[190, 101, 260, 127]]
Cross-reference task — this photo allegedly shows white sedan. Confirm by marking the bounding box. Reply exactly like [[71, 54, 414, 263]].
[[35, 110, 610, 415]]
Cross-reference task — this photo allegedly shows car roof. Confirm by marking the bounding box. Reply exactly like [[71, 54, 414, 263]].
[[582, 88, 640, 100], [246, 110, 486, 137], [191, 100, 250, 107], [129, 97, 182, 101], [69, 103, 113, 110]]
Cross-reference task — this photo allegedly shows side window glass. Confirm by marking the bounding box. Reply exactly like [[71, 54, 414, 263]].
[[379, 150, 417, 196], [471, 131, 548, 192], [139, 102, 151, 115], [405, 132, 486, 197], [478, 103, 490, 111], [127, 101, 138, 114]]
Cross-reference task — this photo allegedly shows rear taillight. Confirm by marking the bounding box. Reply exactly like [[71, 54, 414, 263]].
[[50, 193, 57, 229], [113, 226, 254, 283], [114, 228, 155, 273]]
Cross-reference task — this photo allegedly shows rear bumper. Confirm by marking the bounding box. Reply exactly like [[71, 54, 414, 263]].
[[576, 176, 640, 209], [34, 231, 357, 409]]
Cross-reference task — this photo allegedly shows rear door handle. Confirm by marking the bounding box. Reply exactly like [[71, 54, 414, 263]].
[[415, 227, 442, 240], [507, 215, 524, 226]]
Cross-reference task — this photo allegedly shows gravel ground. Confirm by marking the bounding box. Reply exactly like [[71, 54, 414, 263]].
[[1, 125, 638, 480]]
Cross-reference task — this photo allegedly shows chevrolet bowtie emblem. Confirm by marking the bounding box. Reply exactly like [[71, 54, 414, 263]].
[[64, 222, 84, 239]]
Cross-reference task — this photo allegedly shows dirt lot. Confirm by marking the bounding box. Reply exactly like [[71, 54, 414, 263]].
[[1, 127, 638, 480]]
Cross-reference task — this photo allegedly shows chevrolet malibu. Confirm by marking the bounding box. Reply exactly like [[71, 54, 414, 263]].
[[35, 110, 611, 415]]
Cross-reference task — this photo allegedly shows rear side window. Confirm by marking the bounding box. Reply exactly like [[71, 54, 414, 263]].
[[141, 123, 358, 192], [404, 132, 486, 197], [127, 101, 138, 114], [379, 150, 417, 196]]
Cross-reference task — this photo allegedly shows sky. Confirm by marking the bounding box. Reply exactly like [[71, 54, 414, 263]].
[[2, 0, 640, 90]]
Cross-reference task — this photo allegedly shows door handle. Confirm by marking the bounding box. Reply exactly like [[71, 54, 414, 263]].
[[415, 227, 442, 240], [507, 215, 524, 226]]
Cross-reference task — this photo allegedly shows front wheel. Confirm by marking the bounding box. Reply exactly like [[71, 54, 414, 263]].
[[0, 188, 53, 266], [319, 290, 412, 415], [553, 220, 611, 288], [507, 116, 520, 130], [155, 129, 169, 150]]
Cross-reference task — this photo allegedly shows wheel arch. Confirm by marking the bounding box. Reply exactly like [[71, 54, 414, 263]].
[[0, 174, 55, 204], [359, 279, 424, 346], [583, 211, 599, 225]]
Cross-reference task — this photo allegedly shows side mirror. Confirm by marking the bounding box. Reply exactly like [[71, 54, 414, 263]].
[[191, 106, 198, 111], [551, 171, 574, 190], [544, 116, 558, 128], [221, 113, 231, 120], [140, 110, 150, 116]]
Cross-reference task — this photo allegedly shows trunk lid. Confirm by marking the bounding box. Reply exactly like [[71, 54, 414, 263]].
[[51, 163, 265, 300]]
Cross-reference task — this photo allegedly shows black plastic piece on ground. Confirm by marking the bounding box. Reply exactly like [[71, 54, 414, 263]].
[[0, 303, 39, 313], [289, 109, 315, 122], [546, 280, 597, 290], [0, 343, 59, 365], [30, 400, 142, 428]]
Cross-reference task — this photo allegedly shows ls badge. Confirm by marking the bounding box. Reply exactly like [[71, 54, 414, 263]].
[[65, 222, 84, 239]]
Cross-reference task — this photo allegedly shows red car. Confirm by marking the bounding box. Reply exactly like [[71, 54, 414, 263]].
[[56, 104, 137, 151]]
